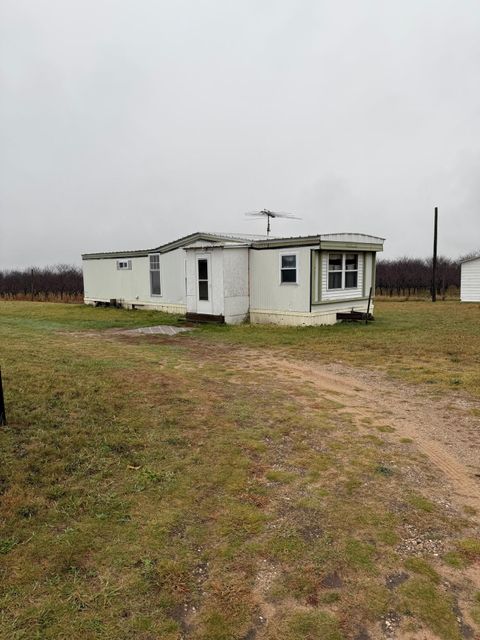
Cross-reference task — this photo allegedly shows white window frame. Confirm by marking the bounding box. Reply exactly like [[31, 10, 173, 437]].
[[149, 254, 161, 296], [327, 253, 359, 290], [116, 259, 132, 270], [279, 252, 299, 285]]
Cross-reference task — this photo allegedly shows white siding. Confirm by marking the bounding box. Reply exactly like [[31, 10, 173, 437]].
[[320, 252, 365, 301], [223, 248, 250, 323], [185, 246, 249, 322], [461, 258, 480, 302], [83, 248, 187, 311], [211, 249, 225, 316], [364, 252, 374, 294], [249, 246, 314, 313]]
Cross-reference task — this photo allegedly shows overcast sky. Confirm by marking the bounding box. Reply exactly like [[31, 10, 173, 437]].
[[1, 0, 479, 268]]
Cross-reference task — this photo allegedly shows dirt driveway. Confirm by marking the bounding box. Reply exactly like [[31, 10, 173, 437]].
[[224, 347, 480, 515]]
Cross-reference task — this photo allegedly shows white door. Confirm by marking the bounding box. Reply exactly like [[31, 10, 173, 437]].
[[196, 255, 213, 314]]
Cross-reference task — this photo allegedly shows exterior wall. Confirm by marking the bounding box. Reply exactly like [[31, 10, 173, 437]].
[[251, 299, 374, 327], [83, 248, 187, 313], [461, 259, 480, 302], [249, 246, 315, 314], [223, 248, 250, 324], [185, 246, 249, 322], [363, 252, 374, 294], [212, 249, 225, 316]]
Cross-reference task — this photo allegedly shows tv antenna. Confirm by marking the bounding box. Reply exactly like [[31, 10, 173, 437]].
[[245, 209, 301, 237]]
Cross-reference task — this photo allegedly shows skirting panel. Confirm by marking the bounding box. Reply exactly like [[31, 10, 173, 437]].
[[250, 302, 374, 327]]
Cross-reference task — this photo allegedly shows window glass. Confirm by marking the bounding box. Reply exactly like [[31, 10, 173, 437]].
[[280, 254, 297, 283], [281, 268, 297, 283], [281, 255, 296, 269], [328, 272, 342, 289], [345, 271, 358, 288], [149, 254, 160, 295], [198, 259, 209, 300], [198, 280, 209, 300], [198, 259, 208, 280], [345, 254, 358, 271], [329, 254, 342, 271], [150, 270, 161, 295]]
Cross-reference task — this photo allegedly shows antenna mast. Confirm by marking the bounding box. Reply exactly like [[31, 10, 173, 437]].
[[244, 209, 301, 236]]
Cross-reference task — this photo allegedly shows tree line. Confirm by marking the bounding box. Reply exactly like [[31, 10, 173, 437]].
[[376, 253, 478, 298], [0, 265, 83, 302], [1, 253, 479, 302]]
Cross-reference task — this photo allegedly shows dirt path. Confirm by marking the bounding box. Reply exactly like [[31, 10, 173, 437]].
[[232, 349, 480, 514]]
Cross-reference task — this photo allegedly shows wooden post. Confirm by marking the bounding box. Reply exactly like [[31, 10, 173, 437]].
[[0, 368, 6, 426], [31, 268, 34, 302], [432, 207, 438, 302]]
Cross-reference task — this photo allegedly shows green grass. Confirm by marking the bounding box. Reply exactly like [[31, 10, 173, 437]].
[[399, 577, 461, 640], [0, 300, 479, 639], [404, 557, 440, 583]]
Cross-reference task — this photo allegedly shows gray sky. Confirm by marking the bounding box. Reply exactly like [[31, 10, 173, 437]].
[[1, 0, 479, 268]]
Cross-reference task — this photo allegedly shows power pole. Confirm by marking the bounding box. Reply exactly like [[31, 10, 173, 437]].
[[432, 207, 438, 302]]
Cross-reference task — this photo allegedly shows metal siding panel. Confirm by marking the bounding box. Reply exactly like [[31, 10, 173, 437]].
[[250, 247, 313, 312], [461, 260, 480, 301], [83, 248, 188, 306]]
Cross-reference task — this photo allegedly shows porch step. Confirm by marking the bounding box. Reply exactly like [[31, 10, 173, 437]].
[[184, 312, 225, 324]]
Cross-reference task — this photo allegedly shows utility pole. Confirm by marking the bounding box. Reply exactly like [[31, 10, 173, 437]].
[[432, 207, 438, 302]]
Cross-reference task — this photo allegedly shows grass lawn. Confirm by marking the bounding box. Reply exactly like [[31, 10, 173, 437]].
[[0, 300, 479, 639]]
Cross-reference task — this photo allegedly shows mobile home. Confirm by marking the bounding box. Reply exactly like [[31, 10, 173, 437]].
[[82, 231, 385, 325]]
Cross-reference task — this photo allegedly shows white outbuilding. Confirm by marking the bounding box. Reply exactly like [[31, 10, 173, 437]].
[[460, 256, 480, 302], [82, 231, 385, 325]]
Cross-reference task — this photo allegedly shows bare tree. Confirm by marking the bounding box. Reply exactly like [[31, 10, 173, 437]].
[[0, 265, 83, 301], [376, 256, 460, 298]]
